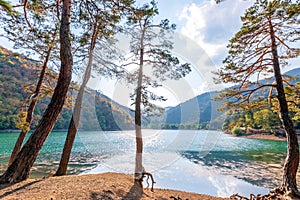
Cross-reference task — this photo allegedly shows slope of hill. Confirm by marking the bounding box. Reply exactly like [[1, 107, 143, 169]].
[[164, 67, 300, 130], [165, 92, 217, 124], [2, 45, 299, 131], [0, 46, 134, 131], [0, 46, 38, 129]]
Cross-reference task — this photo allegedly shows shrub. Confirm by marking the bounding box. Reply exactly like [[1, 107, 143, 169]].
[[232, 126, 243, 136]]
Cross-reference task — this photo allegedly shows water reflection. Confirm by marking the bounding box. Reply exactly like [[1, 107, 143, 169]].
[[87, 155, 269, 198], [179, 150, 295, 189], [0, 130, 297, 197]]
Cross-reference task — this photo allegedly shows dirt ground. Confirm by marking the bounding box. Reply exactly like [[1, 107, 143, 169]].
[[0, 172, 230, 200]]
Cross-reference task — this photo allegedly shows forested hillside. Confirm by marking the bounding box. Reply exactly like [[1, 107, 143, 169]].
[[0, 46, 134, 131], [163, 68, 300, 131], [163, 92, 223, 129], [0, 46, 38, 129], [2, 44, 299, 132]]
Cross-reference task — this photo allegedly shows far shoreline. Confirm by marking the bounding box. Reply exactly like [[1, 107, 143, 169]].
[[240, 133, 287, 141], [224, 127, 300, 142], [1, 128, 299, 142]]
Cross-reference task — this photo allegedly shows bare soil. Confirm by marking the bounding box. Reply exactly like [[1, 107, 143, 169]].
[[0, 172, 229, 200]]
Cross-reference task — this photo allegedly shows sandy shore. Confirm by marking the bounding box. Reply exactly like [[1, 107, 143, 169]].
[[240, 133, 287, 141], [0, 172, 229, 200]]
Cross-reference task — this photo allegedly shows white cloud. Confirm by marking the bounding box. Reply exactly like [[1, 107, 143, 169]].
[[179, 0, 254, 65]]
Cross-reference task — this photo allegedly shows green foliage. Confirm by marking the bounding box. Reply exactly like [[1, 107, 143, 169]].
[[94, 93, 134, 131], [215, 0, 300, 132], [0, 46, 36, 130], [16, 112, 30, 132], [0, 0, 17, 15], [216, 0, 300, 110], [232, 126, 243, 136], [0, 0, 11, 10], [284, 82, 300, 124], [0, 46, 135, 131], [253, 109, 281, 131], [124, 1, 191, 118]]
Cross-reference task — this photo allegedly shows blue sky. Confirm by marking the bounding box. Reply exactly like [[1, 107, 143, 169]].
[[1, 0, 253, 66], [3, 0, 299, 107], [158, 0, 254, 65], [90, 0, 256, 107]]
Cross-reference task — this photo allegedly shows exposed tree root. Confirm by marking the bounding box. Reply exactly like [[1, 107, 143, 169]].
[[134, 172, 156, 192], [170, 195, 188, 200], [230, 187, 300, 200]]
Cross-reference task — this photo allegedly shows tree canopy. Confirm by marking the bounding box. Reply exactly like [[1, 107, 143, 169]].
[[216, 0, 300, 195]]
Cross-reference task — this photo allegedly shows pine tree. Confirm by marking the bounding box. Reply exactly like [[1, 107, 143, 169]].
[[1, 0, 60, 166], [0, 0, 73, 184], [124, 0, 191, 185], [216, 0, 300, 196], [55, 0, 132, 176]]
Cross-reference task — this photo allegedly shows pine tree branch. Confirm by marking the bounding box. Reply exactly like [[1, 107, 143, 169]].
[[23, 0, 33, 30]]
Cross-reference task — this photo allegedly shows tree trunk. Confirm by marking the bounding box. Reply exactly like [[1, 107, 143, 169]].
[[9, 47, 52, 166], [134, 46, 144, 181], [55, 22, 98, 176], [134, 19, 148, 181], [0, 0, 73, 184], [269, 18, 299, 193]]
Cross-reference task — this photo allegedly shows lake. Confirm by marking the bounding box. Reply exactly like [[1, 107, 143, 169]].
[[0, 130, 294, 197]]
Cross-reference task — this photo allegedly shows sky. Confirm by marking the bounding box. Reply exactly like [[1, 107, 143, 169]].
[[3, 0, 299, 108], [88, 0, 256, 107]]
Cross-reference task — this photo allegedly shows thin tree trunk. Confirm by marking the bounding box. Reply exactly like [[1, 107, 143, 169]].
[[269, 18, 299, 193], [55, 22, 98, 176], [0, 0, 73, 184], [134, 25, 146, 181], [134, 49, 144, 180], [8, 47, 52, 166]]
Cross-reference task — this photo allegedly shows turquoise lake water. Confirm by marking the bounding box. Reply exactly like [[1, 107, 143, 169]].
[[0, 130, 293, 197]]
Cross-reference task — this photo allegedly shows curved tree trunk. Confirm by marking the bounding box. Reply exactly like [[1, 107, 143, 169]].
[[55, 22, 98, 176], [8, 47, 52, 166], [269, 18, 299, 193], [0, 0, 73, 184]]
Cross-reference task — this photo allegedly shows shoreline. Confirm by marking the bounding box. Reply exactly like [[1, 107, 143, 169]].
[[240, 133, 287, 141], [224, 127, 300, 141], [1, 129, 294, 142], [0, 172, 229, 200]]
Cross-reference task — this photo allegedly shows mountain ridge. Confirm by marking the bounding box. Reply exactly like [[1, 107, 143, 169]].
[[162, 67, 300, 129]]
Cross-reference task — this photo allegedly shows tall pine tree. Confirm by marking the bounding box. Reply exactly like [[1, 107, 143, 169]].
[[216, 0, 300, 196], [1, 0, 60, 166], [0, 0, 73, 184], [124, 0, 191, 185], [55, 0, 132, 176]]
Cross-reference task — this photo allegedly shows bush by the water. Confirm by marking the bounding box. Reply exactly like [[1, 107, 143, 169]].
[[232, 126, 243, 136]]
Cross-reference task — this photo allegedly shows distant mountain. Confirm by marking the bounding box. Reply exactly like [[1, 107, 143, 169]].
[[0, 46, 135, 131], [166, 92, 214, 124], [164, 106, 174, 111], [2, 45, 299, 131], [163, 67, 300, 129], [285, 68, 300, 77]]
